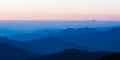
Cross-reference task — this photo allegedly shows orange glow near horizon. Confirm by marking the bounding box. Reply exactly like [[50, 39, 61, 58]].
[[0, 0, 120, 21]]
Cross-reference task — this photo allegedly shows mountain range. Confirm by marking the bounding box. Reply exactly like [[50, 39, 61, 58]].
[[54, 27, 120, 51], [26, 27, 120, 54], [0, 27, 120, 60], [27, 36, 99, 54]]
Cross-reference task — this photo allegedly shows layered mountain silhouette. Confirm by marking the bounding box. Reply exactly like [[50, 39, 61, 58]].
[[27, 27, 120, 54], [0, 27, 120, 60], [7, 33, 51, 41], [54, 27, 99, 36], [0, 43, 38, 60], [6, 29, 60, 41], [55, 27, 120, 51], [0, 36, 42, 54], [27, 36, 99, 54], [98, 53, 120, 60], [6, 27, 99, 41], [28, 49, 112, 60]]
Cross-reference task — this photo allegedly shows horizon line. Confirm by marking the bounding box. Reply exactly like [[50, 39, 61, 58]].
[[0, 20, 120, 22]]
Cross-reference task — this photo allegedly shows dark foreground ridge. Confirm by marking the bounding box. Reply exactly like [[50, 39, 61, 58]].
[[98, 53, 120, 60], [28, 49, 112, 60], [0, 43, 38, 60]]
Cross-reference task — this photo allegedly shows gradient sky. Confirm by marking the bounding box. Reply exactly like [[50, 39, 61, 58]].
[[0, 0, 120, 21]]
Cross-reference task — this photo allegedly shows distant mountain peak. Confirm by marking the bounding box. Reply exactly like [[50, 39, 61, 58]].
[[59, 49, 88, 54], [105, 27, 120, 33], [77, 27, 96, 30], [111, 27, 120, 31], [62, 28, 75, 31], [41, 36, 62, 41], [92, 20, 96, 22]]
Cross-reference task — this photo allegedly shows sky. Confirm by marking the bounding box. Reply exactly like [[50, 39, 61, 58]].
[[0, 0, 120, 21]]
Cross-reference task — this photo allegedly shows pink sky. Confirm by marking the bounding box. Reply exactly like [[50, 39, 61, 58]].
[[0, 0, 120, 21]]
